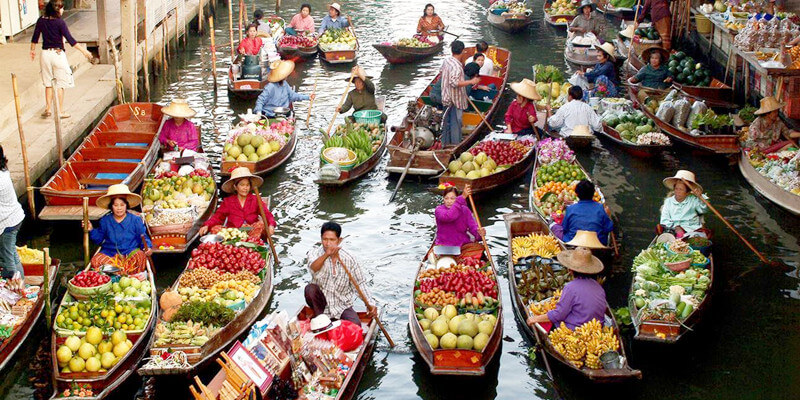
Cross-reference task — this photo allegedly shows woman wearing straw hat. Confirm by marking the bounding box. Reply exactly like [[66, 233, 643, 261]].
[[86, 184, 152, 274], [253, 60, 315, 118], [199, 167, 276, 239], [160, 99, 200, 152], [742, 96, 800, 153], [627, 46, 672, 90], [658, 170, 709, 239], [576, 42, 619, 98], [526, 247, 606, 330], [337, 66, 387, 124], [569, 0, 605, 37], [317, 3, 350, 35], [504, 79, 540, 136]]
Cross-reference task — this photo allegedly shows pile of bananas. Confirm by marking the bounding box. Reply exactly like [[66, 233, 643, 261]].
[[549, 319, 619, 369], [16, 246, 44, 264], [512, 233, 561, 263], [528, 289, 561, 315]]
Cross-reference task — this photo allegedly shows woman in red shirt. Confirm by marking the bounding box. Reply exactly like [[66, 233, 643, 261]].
[[504, 79, 541, 136], [199, 167, 276, 238], [237, 24, 263, 56]]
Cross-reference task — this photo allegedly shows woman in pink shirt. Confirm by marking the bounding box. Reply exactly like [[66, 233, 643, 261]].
[[237, 24, 263, 56], [434, 185, 484, 248], [159, 99, 200, 152], [286, 4, 315, 36], [504, 79, 541, 136], [199, 167, 276, 239]]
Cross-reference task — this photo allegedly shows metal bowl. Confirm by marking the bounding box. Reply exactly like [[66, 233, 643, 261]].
[[273, 107, 291, 117], [199, 234, 224, 244]]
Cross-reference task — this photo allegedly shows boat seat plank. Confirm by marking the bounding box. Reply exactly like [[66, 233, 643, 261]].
[[79, 178, 125, 186], [79, 147, 148, 161], [39, 205, 109, 221], [70, 161, 138, 176], [93, 132, 156, 146]]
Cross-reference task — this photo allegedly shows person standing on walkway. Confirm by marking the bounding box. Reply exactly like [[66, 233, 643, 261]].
[[440, 40, 480, 146], [637, 0, 672, 50], [30, 0, 93, 119], [0, 146, 25, 280]]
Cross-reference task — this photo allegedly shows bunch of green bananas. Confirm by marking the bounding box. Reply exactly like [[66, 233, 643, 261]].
[[343, 130, 373, 156], [323, 135, 345, 149]]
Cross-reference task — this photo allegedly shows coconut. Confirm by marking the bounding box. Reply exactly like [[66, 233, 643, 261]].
[[466, 170, 481, 179], [440, 332, 458, 349], [473, 332, 490, 351], [460, 152, 474, 163], [237, 133, 252, 147], [457, 334, 474, 349], [448, 160, 463, 174]]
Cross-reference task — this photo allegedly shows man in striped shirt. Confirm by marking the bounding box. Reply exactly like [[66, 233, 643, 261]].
[[305, 221, 376, 326], [440, 40, 481, 145]]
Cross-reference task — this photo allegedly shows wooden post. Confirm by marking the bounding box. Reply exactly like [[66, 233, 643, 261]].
[[82, 197, 90, 267], [228, 0, 236, 60], [165, 13, 171, 61], [143, 13, 151, 101], [210, 16, 218, 89], [198, 0, 204, 35], [96, 0, 109, 63], [163, 24, 169, 73], [51, 78, 64, 167], [43, 248, 51, 329], [175, 8, 180, 51], [120, 0, 137, 101], [11, 74, 36, 218], [276, 0, 281, 14], [108, 37, 124, 103], [238, 0, 244, 43]]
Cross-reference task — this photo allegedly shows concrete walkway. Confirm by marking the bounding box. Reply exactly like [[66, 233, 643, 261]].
[[0, 43, 116, 197]]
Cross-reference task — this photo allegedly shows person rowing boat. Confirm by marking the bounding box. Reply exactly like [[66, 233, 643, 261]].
[[336, 66, 387, 123], [253, 60, 316, 118], [658, 170, 710, 239]]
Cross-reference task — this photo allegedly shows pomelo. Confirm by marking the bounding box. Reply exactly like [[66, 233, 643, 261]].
[[101, 352, 116, 369], [457, 334, 474, 350], [442, 305, 457, 320], [69, 357, 85, 372], [460, 152, 474, 163], [65, 336, 81, 352], [431, 319, 449, 337], [458, 319, 479, 337], [85, 327, 102, 345], [78, 343, 96, 360], [440, 332, 458, 349], [473, 333, 489, 351], [419, 319, 431, 331], [85, 357, 101, 372], [111, 330, 127, 346], [423, 307, 439, 321], [56, 346, 72, 364], [478, 320, 494, 335], [448, 315, 464, 334], [424, 333, 439, 349]]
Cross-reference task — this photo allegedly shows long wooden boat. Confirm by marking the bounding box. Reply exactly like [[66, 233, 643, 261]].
[[546, 129, 596, 149], [564, 39, 599, 70], [276, 39, 319, 63], [219, 122, 297, 178], [315, 127, 388, 186], [39, 103, 163, 221], [543, 2, 575, 29], [372, 40, 445, 64], [408, 244, 503, 375], [628, 238, 715, 343], [387, 46, 511, 176], [50, 261, 158, 399], [627, 86, 739, 155], [0, 258, 60, 371], [227, 65, 268, 100], [504, 212, 641, 382], [598, 122, 671, 158], [319, 27, 359, 64], [738, 149, 800, 215], [487, 10, 533, 33]]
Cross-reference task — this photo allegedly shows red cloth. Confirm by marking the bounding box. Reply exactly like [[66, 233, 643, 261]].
[[504, 99, 538, 134], [322, 320, 364, 352], [204, 194, 276, 229], [237, 37, 263, 55], [159, 119, 199, 151], [638, 0, 671, 23]]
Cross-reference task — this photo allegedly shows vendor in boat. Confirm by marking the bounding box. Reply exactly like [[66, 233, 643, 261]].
[[658, 170, 709, 239], [440, 40, 482, 145], [576, 42, 619, 98], [253, 60, 315, 118], [87, 185, 152, 274], [547, 86, 603, 137], [317, 3, 350, 35], [199, 167, 276, 238], [552, 180, 614, 246], [238, 24, 263, 56], [504, 79, 540, 135], [742, 96, 800, 153], [627, 46, 672, 90], [159, 99, 200, 152], [253, 9, 272, 37], [0, 146, 25, 280], [637, 0, 672, 50], [464, 61, 498, 102], [467, 41, 494, 76], [305, 221, 377, 326], [417, 4, 445, 42], [526, 247, 606, 330], [286, 4, 315, 36], [336, 66, 387, 124], [569, 0, 605, 38], [434, 185, 485, 248]]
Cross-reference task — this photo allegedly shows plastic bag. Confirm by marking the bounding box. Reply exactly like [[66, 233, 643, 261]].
[[656, 100, 674, 122], [686, 100, 708, 130], [324, 320, 364, 352], [663, 89, 680, 102], [568, 72, 590, 91], [672, 98, 691, 128]]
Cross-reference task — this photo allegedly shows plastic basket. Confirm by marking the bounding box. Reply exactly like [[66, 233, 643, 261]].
[[353, 110, 383, 125], [321, 147, 357, 171], [695, 14, 712, 34]]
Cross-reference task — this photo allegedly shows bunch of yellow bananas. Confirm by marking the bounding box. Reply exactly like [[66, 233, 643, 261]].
[[549, 319, 619, 369], [16, 246, 44, 264], [528, 289, 561, 315], [511, 233, 561, 263]]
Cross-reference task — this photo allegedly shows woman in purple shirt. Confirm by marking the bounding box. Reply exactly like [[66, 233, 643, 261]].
[[30, 0, 93, 119], [434, 185, 485, 248], [526, 247, 606, 330]]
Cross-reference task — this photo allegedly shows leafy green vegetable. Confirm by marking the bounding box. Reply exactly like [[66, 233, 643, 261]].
[[533, 64, 565, 83], [173, 301, 235, 327], [738, 105, 757, 125]]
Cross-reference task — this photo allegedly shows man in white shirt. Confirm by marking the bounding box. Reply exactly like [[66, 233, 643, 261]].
[[466, 41, 494, 76], [547, 86, 602, 137]]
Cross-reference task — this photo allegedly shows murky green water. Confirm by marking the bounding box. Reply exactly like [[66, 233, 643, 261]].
[[3, 0, 799, 399]]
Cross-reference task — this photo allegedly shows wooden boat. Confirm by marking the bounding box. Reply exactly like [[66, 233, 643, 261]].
[[543, 2, 575, 29], [319, 27, 359, 64], [315, 127, 388, 186], [627, 86, 739, 155], [39, 103, 163, 221], [628, 238, 715, 343], [277, 37, 319, 63], [386, 46, 511, 176], [372, 40, 445, 64], [564, 38, 599, 70], [50, 261, 157, 399], [486, 9, 533, 33], [408, 244, 503, 375], [227, 65, 269, 100], [504, 212, 641, 382], [602, 4, 636, 20], [598, 121, 671, 158], [738, 149, 800, 215], [219, 122, 297, 178], [546, 129, 596, 149], [0, 258, 60, 371]]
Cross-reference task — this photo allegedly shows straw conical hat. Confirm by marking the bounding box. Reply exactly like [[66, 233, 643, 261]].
[[578, 0, 595, 10], [566, 230, 608, 249], [754, 96, 784, 115], [556, 247, 603, 274], [96, 184, 142, 209], [267, 60, 296, 83], [221, 167, 264, 193], [641, 45, 669, 62], [572, 124, 593, 137], [662, 170, 703, 193], [510, 78, 542, 101], [161, 99, 197, 119], [619, 24, 635, 39], [594, 42, 616, 61]]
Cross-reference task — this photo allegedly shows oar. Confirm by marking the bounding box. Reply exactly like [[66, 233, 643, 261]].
[[389, 142, 420, 202], [681, 179, 789, 270], [82, 197, 90, 267], [627, 0, 643, 62], [466, 194, 496, 270], [141, 234, 156, 273], [252, 187, 280, 265], [43, 247, 51, 329], [335, 255, 396, 347], [306, 76, 318, 128], [326, 71, 356, 139], [11, 74, 36, 218], [466, 97, 494, 133]]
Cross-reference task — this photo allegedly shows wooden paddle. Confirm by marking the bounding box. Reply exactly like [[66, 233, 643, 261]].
[[326, 71, 356, 138], [82, 197, 90, 267], [306, 76, 318, 128], [252, 187, 280, 265], [141, 234, 156, 273], [627, 0, 643, 63], [43, 247, 51, 329], [334, 254, 395, 347], [389, 142, 420, 202], [466, 193, 497, 271], [11, 74, 36, 218], [466, 97, 494, 133]]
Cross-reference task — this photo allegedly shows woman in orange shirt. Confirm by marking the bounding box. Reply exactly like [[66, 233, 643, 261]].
[[417, 4, 445, 41]]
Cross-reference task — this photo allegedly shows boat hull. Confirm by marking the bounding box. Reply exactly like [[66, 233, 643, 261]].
[[598, 122, 670, 158], [487, 11, 533, 33], [372, 41, 444, 64], [315, 129, 387, 186], [227, 67, 268, 100], [277, 44, 319, 62], [220, 124, 297, 178], [738, 149, 800, 215], [434, 141, 535, 194]]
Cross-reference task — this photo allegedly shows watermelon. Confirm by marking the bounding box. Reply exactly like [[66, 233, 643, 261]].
[[674, 51, 686, 60]]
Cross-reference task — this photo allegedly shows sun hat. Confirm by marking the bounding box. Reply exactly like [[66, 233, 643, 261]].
[[753, 96, 785, 115], [662, 170, 703, 193], [267, 60, 296, 83], [641, 45, 669, 63], [619, 24, 635, 39], [571, 124, 593, 137], [510, 78, 542, 101], [96, 184, 142, 209], [310, 314, 341, 335], [594, 42, 616, 62], [565, 230, 608, 249], [161, 99, 197, 119], [221, 167, 264, 193], [329, 2, 341, 12], [655, 232, 676, 244], [579, 0, 595, 11], [556, 247, 603, 274]]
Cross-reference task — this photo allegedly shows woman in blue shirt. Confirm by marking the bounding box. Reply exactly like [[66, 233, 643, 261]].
[[554, 180, 614, 246], [87, 184, 152, 274], [578, 42, 618, 99], [254, 60, 315, 117], [317, 3, 350, 35]]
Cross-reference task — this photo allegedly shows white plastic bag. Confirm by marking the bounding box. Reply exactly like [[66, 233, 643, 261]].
[[568, 72, 590, 91]]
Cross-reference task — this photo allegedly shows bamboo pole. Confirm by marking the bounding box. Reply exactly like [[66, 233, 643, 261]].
[[162, 24, 169, 73], [175, 9, 180, 51], [143, 15, 151, 101], [108, 37, 124, 103], [82, 197, 90, 266], [198, 0, 204, 35], [327, 71, 356, 138], [252, 189, 279, 265], [336, 259, 396, 347], [50, 78, 65, 167], [306, 76, 318, 128], [43, 248, 51, 329], [228, 0, 235, 60], [11, 74, 36, 218], [210, 16, 218, 89], [238, 0, 244, 43], [627, 0, 643, 62]]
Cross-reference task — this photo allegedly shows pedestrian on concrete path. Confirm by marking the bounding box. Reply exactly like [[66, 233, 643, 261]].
[[30, 0, 94, 119], [440, 40, 480, 146], [0, 146, 26, 280]]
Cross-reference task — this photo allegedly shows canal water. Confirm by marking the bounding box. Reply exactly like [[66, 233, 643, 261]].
[[4, 0, 799, 399]]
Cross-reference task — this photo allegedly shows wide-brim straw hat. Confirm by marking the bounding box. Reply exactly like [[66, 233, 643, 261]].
[[663, 170, 703, 193], [754, 96, 785, 115], [556, 247, 603, 274], [641, 45, 669, 63], [619, 24, 635, 39], [310, 314, 341, 335], [161, 99, 197, 119], [96, 184, 142, 209], [594, 42, 616, 61], [510, 78, 542, 101], [329, 2, 341, 12], [221, 167, 264, 193], [566, 230, 608, 249], [267, 60, 296, 83], [579, 0, 595, 11], [572, 124, 593, 137]]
